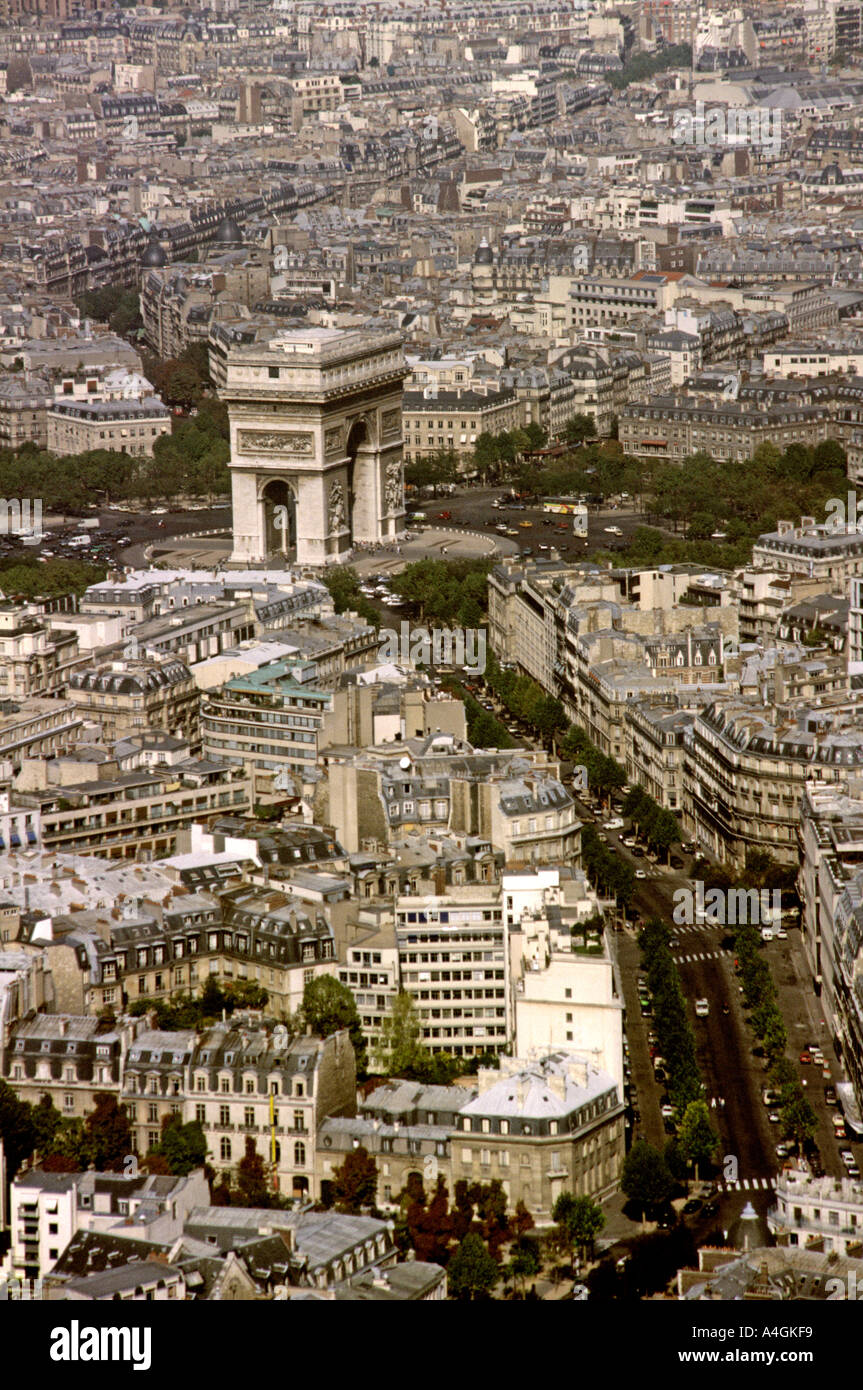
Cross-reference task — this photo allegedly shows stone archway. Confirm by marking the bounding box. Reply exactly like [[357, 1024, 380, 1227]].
[[345, 416, 380, 545], [261, 478, 296, 558], [224, 328, 407, 566]]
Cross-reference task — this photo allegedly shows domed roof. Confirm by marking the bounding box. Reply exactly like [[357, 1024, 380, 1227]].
[[214, 214, 243, 245], [474, 237, 494, 265], [140, 235, 167, 268]]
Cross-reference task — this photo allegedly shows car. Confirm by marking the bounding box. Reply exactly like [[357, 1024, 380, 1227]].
[[635, 868, 647, 879], [670, 855, 684, 869], [841, 1149, 856, 1165], [654, 1068, 667, 1083], [776, 928, 788, 939], [604, 817, 625, 830], [518, 520, 533, 528], [810, 1047, 824, 1063], [682, 1198, 702, 1215], [695, 999, 709, 1017], [656, 1208, 675, 1228], [632, 846, 645, 857], [436, 510, 452, 520], [849, 1164, 861, 1179], [799, 1051, 812, 1065], [702, 1200, 720, 1219], [604, 525, 622, 536], [622, 837, 638, 848], [768, 1111, 781, 1123], [825, 1087, 837, 1106], [661, 1104, 675, 1120], [776, 1142, 792, 1159]]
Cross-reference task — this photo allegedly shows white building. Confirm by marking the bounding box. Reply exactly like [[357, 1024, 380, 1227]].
[[769, 1173, 863, 1256]]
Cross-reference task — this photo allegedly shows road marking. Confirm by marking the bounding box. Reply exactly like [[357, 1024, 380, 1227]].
[[716, 1177, 775, 1193], [672, 949, 733, 965]]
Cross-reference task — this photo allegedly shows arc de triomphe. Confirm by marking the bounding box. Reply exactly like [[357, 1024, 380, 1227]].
[[221, 327, 407, 566]]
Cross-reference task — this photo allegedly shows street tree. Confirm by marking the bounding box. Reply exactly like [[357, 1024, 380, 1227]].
[[552, 1191, 605, 1268], [447, 1232, 499, 1301], [83, 1092, 132, 1172], [332, 1145, 378, 1214], [621, 1141, 675, 1226], [676, 1101, 719, 1181]]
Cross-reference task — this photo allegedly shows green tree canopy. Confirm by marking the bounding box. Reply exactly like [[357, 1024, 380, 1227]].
[[447, 1232, 499, 1300], [301, 975, 367, 1075], [332, 1145, 378, 1214]]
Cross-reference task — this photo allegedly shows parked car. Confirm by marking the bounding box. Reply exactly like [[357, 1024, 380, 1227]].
[[799, 1050, 812, 1065], [695, 999, 710, 1017], [682, 1199, 702, 1215]]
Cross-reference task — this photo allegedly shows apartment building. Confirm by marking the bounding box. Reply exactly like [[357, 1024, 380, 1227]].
[[685, 693, 863, 868], [325, 742, 578, 863], [451, 1052, 625, 1220], [752, 520, 863, 588], [619, 394, 833, 463], [67, 656, 199, 743], [133, 600, 257, 667], [799, 776, 863, 1136], [192, 1023, 354, 1200], [202, 661, 332, 796], [46, 395, 171, 457], [402, 385, 521, 466], [317, 1079, 473, 1209], [769, 1174, 863, 1257], [0, 606, 86, 698], [509, 878, 624, 1092], [4, 1014, 136, 1122], [396, 886, 510, 1059], [14, 760, 251, 860], [0, 696, 82, 770], [96, 884, 337, 1018], [566, 272, 679, 332], [0, 375, 51, 449], [625, 700, 696, 814], [336, 924, 399, 1073], [7, 1166, 209, 1282]]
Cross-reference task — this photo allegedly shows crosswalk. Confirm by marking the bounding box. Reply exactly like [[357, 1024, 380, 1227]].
[[673, 949, 733, 964], [715, 1176, 775, 1193]]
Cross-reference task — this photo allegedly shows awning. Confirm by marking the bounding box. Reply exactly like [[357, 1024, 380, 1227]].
[[640, 438, 668, 447]]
